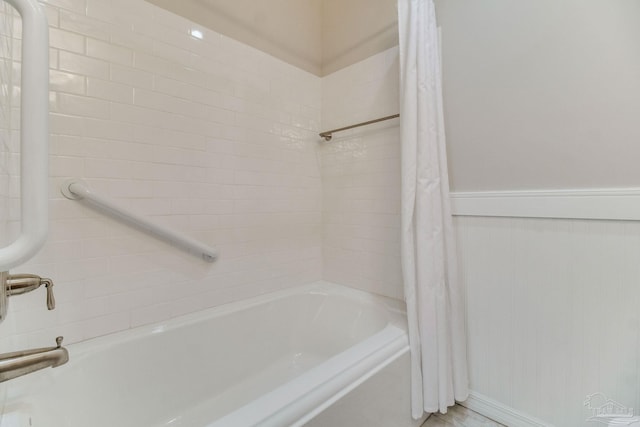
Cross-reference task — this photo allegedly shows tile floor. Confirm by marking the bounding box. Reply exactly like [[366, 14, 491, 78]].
[[421, 405, 505, 426]]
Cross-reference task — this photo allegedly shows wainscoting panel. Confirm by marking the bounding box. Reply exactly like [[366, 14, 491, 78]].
[[454, 216, 640, 426]]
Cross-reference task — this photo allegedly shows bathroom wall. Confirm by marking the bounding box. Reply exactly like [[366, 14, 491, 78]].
[[320, 47, 402, 300], [0, 0, 323, 348], [435, 0, 640, 192], [435, 1, 640, 425]]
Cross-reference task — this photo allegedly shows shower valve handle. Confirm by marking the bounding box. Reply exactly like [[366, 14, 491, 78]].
[[5, 274, 56, 310]]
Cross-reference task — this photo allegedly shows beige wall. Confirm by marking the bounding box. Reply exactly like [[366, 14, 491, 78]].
[[436, 0, 640, 191], [145, 0, 398, 76]]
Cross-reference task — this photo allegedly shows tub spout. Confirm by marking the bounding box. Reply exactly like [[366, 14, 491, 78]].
[[0, 336, 69, 383]]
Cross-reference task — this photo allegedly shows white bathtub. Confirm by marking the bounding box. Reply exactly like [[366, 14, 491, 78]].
[[1, 282, 423, 427]]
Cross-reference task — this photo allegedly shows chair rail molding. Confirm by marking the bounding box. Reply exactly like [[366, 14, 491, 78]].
[[450, 188, 640, 221]]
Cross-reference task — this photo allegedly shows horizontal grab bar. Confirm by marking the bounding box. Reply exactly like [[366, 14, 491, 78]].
[[61, 180, 217, 262]]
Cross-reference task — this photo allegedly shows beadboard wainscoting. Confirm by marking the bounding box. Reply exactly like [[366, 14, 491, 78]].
[[454, 210, 640, 426]]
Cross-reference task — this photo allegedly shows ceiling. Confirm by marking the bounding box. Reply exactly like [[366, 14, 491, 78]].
[[145, 0, 398, 76]]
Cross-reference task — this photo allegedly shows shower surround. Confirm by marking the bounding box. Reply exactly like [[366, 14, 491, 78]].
[[1, 0, 323, 349]]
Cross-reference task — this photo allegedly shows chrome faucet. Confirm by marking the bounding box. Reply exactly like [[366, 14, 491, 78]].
[[0, 336, 69, 382], [0, 272, 56, 324], [5, 273, 56, 310]]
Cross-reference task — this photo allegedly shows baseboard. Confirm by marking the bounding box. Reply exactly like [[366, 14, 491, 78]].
[[450, 188, 640, 221], [459, 391, 553, 427]]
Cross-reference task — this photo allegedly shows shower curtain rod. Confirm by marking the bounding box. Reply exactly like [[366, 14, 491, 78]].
[[319, 114, 400, 141]]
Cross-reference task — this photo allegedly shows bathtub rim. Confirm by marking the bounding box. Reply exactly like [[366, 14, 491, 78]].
[[208, 323, 409, 427], [65, 280, 407, 360]]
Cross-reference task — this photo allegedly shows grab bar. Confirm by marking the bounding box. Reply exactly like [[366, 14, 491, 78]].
[[0, 0, 49, 271], [61, 180, 217, 262]]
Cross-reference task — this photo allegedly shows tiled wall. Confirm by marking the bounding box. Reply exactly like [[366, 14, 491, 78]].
[[1, 0, 322, 348], [320, 47, 402, 300]]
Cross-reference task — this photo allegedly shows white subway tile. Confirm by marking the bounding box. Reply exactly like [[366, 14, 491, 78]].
[[50, 155, 84, 177], [110, 63, 153, 89], [152, 39, 191, 66], [320, 48, 402, 300], [59, 50, 109, 79], [87, 77, 134, 103], [80, 312, 131, 340], [50, 113, 85, 136], [49, 27, 85, 54], [59, 9, 110, 42], [85, 0, 137, 29], [110, 28, 154, 53], [4, 0, 324, 346], [86, 37, 133, 66], [50, 69, 86, 95], [57, 92, 110, 119], [83, 117, 138, 141], [42, 0, 87, 15]]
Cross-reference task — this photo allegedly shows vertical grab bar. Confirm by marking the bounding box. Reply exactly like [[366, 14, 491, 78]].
[[0, 0, 49, 271]]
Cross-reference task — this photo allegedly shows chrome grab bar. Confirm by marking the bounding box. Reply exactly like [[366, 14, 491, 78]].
[[0, 337, 69, 383]]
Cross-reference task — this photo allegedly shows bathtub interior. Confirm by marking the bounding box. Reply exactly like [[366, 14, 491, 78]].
[[2, 283, 406, 427]]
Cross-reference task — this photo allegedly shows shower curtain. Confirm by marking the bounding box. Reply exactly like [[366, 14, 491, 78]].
[[398, 0, 469, 418]]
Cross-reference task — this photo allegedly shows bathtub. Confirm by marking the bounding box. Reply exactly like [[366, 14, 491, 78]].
[[1, 282, 423, 427]]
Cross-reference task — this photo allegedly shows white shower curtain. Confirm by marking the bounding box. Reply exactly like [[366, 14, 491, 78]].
[[398, 0, 469, 418]]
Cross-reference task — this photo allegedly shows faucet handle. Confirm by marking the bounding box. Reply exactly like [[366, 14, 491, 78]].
[[42, 278, 55, 310], [5, 274, 55, 311], [55, 336, 63, 348]]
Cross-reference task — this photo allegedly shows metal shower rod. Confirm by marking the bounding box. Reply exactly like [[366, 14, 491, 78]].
[[318, 114, 400, 141]]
